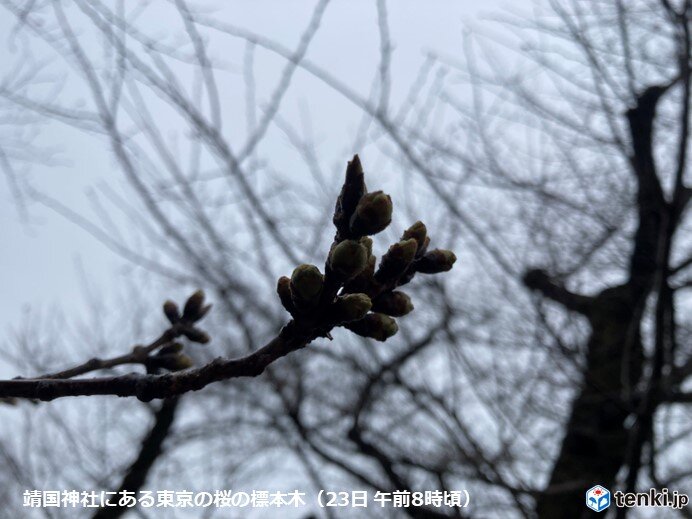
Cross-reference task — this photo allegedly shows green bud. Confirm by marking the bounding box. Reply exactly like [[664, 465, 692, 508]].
[[290, 264, 324, 307], [277, 276, 295, 314], [372, 291, 414, 317], [197, 304, 213, 321], [416, 249, 457, 274], [332, 293, 372, 322], [349, 191, 393, 236], [343, 254, 377, 294], [402, 221, 427, 251], [365, 253, 376, 275], [359, 236, 374, 257], [397, 239, 418, 263], [333, 155, 367, 236], [159, 342, 184, 355], [419, 236, 431, 256], [149, 351, 194, 372], [329, 240, 368, 279], [375, 238, 418, 283], [182, 290, 206, 321], [346, 312, 398, 341], [172, 353, 194, 371], [163, 300, 180, 324], [183, 327, 210, 344]]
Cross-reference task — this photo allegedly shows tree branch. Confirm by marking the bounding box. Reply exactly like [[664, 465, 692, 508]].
[[93, 397, 180, 519], [0, 156, 456, 402], [522, 269, 592, 314], [0, 320, 312, 402], [625, 82, 673, 289]]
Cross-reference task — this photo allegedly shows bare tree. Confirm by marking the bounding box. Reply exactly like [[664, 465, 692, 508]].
[[363, 1, 692, 517]]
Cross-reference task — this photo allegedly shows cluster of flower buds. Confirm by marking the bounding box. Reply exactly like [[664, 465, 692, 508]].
[[277, 155, 456, 343], [162, 290, 212, 344], [277, 264, 372, 324], [145, 342, 194, 374], [148, 290, 213, 373]]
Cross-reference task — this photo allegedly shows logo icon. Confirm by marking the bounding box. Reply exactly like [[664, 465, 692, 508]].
[[586, 485, 611, 512]]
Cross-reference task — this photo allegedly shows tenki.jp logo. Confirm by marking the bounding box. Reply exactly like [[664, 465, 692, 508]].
[[586, 485, 611, 512]]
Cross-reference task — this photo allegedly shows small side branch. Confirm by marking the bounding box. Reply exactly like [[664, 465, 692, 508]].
[[0, 321, 311, 402], [523, 269, 592, 315]]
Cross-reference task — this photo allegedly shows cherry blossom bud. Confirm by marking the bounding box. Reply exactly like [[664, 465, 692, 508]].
[[346, 312, 398, 341], [183, 327, 210, 344], [359, 236, 374, 257], [163, 300, 180, 324], [332, 293, 372, 323], [333, 155, 367, 235], [402, 221, 427, 251], [277, 276, 295, 314], [159, 342, 184, 355], [182, 290, 206, 321], [290, 265, 324, 308], [416, 249, 457, 274], [329, 240, 368, 279], [349, 191, 393, 236], [375, 238, 418, 283], [170, 354, 194, 371], [343, 254, 377, 294], [372, 291, 414, 317]]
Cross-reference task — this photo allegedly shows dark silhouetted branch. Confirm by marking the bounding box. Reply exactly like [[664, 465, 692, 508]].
[[522, 269, 592, 315], [93, 397, 180, 519]]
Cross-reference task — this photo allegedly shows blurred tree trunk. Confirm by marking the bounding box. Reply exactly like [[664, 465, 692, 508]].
[[530, 84, 673, 518]]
